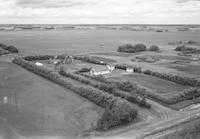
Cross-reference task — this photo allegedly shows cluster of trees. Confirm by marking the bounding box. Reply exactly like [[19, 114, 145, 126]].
[[175, 45, 196, 51], [60, 69, 150, 108], [143, 70, 200, 87], [175, 45, 200, 54], [0, 43, 18, 53], [148, 45, 160, 51], [118, 43, 147, 53], [97, 102, 138, 130], [12, 57, 138, 130], [117, 43, 160, 53], [74, 55, 107, 65], [115, 64, 142, 73]]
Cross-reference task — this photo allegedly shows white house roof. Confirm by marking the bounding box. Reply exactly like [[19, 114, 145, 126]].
[[91, 66, 109, 72], [35, 62, 43, 66]]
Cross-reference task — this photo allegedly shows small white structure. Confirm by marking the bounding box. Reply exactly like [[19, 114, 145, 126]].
[[126, 67, 133, 73], [3, 96, 8, 104], [192, 57, 199, 61], [100, 61, 104, 64], [35, 62, 43, 66]]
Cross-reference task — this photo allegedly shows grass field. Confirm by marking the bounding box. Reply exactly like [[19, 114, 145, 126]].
[[0, 29, 200, 55], [110, 73, 188, 95], [0, 60, 103, 139]]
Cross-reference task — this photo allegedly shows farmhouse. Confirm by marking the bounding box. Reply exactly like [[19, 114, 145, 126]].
[[90, 65, 115, 76], [35, 62, 43, 66]]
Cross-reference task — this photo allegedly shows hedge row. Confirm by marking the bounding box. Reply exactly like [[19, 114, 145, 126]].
[[23, 55, 54, 61], [60, 69, 150, 108], [165, 88, 200, 105], [23, 54, 73, 61], [143, 70, 200, 87], [0, 43, 18, 53], [24, 54, 108, 66], [73, 55, 107, 65], [114, 64, 142, 73], [12, 57, 138, 130], [81, 74, 200, 106]]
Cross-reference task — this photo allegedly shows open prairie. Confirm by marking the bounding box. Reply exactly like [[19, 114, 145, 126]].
[[0, 29, 200, 55]]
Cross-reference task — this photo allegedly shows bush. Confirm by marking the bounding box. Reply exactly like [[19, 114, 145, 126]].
[[118, 44, 134, 53], [143, 70, 152, 75], [148, 45, 160, 51], [0, 43, 18, 53], [117, 43, 146, 53], [133, 44, 147, 52], [175, 45, 195, 51]]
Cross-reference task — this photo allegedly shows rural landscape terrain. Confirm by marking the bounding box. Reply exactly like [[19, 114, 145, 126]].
[[0, 24, 200, 139]]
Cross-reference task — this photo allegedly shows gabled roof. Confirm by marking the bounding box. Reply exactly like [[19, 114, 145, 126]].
[[91, 66, 109, 72]]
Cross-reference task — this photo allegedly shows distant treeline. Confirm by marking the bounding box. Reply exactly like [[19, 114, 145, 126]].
[[168, 40, 200, 46], [0, 43, 18, 53], [13, 57, 138, 130]]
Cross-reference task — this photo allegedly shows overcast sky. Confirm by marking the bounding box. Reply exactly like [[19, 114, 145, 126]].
[[0, 0, 200, 24]]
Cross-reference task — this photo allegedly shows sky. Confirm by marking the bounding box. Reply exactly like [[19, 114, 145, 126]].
[[0, 0, 200, 24]]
